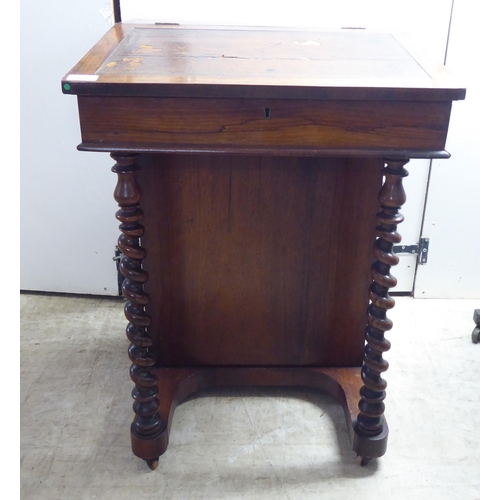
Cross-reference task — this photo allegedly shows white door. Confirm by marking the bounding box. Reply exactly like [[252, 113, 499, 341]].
[[412, 1, 480, 299], [120, 0, 456, 294]]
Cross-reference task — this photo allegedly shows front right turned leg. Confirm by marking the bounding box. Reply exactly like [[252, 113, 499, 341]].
[[354, 158, 409, 464]]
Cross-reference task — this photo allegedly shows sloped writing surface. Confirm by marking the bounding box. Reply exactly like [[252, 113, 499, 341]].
[[96, 27, 430, 86]]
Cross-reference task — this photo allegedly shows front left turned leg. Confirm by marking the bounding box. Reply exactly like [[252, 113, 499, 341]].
[[111, 153, 168, 469], [354, 158, 409, 464]]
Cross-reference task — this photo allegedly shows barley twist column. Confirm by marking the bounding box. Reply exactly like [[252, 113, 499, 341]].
[[111, 153, 167, 470], [354, 158, 409, 461]]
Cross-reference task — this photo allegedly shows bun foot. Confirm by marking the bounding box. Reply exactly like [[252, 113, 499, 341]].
[[356, 455, 371, 466], [146, 458, 159, 470], [471, 326, 480, 344], [471, 309, 480, 343]]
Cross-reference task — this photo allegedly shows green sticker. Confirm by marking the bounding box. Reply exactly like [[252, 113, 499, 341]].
[[63, 83, 71, 91]]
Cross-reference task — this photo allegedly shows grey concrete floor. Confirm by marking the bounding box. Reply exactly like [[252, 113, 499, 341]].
[[20, 294, 480, 500]]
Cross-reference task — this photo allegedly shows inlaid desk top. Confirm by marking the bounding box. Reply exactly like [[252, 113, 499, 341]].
[[62, 23, 465, 101]]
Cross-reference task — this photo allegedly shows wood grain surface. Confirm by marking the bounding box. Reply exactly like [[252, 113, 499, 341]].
[[62, 24, 466, 101], [136, 154, 381, 368], [77, 95, 452, 154]]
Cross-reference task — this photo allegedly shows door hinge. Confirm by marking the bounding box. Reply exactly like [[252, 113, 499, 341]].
[[393, 238, 430, 265]]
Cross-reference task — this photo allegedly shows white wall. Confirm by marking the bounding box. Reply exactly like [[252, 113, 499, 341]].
[[21, 1, 119, 295], [21, 0, 479, 299]]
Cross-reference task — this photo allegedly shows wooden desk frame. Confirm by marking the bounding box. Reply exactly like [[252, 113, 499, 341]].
[[63, 23, 465, 470]]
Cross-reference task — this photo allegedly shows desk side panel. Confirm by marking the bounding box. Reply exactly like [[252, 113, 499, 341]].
[[138, 154, 381, 367]]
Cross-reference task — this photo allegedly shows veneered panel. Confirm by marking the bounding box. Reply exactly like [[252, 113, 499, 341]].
[[137, 154, 381, 367]]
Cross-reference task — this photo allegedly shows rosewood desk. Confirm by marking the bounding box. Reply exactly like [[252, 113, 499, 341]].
[[62, 24, 465, 470]]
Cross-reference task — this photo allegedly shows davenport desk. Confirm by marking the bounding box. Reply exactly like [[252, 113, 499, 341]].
[[62, 24, 465, 470]]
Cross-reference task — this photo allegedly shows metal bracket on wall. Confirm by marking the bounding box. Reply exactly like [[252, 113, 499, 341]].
[[393, 237, 430, 265]]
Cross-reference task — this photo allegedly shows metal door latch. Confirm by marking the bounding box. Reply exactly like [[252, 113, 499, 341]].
[[393, 238, 430, 265]]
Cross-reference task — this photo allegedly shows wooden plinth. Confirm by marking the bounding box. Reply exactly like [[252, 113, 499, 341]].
[[146, 366, 387, 462]]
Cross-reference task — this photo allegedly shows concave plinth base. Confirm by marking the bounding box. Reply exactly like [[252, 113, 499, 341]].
[[131, 366, 388, 466]]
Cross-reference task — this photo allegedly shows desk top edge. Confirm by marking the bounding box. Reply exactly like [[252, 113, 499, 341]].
[[62, 23, 466, 102]]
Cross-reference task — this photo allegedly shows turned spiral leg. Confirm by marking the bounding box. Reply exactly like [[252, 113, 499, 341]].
[[112, 153, 167, 465], [355, 158, 409, 444]]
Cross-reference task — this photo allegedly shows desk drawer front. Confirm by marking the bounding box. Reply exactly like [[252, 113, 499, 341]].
[[78, 96, 451, 154]]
